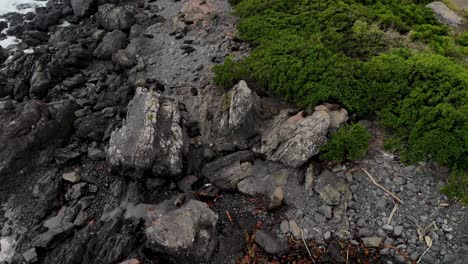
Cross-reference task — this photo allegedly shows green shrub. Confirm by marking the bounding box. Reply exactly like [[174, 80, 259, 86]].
[[213, 55, 248, 89], [441, 170, 468, 205], [216, 0, 468, 171], [320, 124, 371, 163]]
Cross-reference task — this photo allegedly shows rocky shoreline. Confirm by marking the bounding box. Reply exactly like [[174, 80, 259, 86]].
[[0, 0, 466, 263]]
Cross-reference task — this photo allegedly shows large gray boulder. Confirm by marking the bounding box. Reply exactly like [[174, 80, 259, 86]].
[[97, 4, 136, 31], [93, 30, 128, 59], [426, 2, 463, 27], [144, 200, 218, 263], [107, 87, 185, 178], [201, 151, 256, 190], [260, 109, 331, 168], [71, 0, 96, 17]]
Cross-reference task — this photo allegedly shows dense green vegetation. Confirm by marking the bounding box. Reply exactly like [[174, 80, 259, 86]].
[[320, 124, 371, 163], [441, 170, 468, 204], [215, 0, 467, 203]]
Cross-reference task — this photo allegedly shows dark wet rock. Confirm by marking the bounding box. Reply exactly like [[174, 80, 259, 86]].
[[71, 0, 97, 17], [65, 182, 88, 201], [254, 230, 289, 256], [32, 11, 61, 30], [74, 112, 111, 141], [107, 87, 186, 178], [260, 108, 331, 168], [0, 21, 8, 32], [22, 30, 49, 46], [13, 79, 29, 101], [97, 4, 136, 31], [32, 222, 75, 248], [54, 148, 80, 164], [112, 49, 137, 68], [44, 210, 140, 264], [0, 100, 79, 179], [93, 30, 128, 59], [0, 46, 9, 64], [144, 199, 218, 263], [30, 64, 52, 98], [201, 150, 256, 190]]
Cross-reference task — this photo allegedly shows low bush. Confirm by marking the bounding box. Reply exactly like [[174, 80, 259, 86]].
[[217, 0, 468, 172], [441, 170, 468, 205], [320, 124, 371, 163]]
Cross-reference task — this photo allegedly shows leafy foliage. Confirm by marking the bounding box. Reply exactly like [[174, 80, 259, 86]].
[[441, 170, 468, 205], [216, 0, 468, 171], [320, 124, 371, 163]]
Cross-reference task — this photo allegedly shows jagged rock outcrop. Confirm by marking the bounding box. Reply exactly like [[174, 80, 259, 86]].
[[426, 2, 463, 27], [0, 100, 79, 180], [97, 4, 136, 31], [260, 109, 331, 168], [93, 30, 128, 59], [144, 199, 218, 263], [30, 64, 52, 98], [71, 0, 96, 18], [201, 151, 256, 190], [107, 87, 185, 178]]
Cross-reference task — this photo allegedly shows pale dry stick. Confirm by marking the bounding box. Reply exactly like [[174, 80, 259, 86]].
[[300, 228, 316, 264], [387, 203, 399, 225], [362, 168, 404, 205], [417, 237, 433, 263]]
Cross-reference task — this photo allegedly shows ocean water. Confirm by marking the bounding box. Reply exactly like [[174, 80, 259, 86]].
[[0, 0, 47, 48]]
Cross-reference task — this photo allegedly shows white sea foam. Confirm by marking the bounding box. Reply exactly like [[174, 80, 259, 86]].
[[0, 0, 47, 49]]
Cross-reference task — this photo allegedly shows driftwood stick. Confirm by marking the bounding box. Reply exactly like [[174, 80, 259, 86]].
[[300, 228, 316, 264], [387, 203, 399, 225], [362, 168, 404, 205]]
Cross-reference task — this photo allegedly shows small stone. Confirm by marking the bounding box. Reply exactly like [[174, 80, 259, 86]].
[[383, 224, 393, 232], [254, 230, 289, 255], [318, 205, 332, 219], [410, 252, 419, 260], [295, 209, 304, 219], [289, 220, 301, 240], [445, 234, 453, 240], [362, 237, 383, 248], [375, 198, 387, 211], [280, 220, 289, 234], [395, 254, 406, 263], [380, 247, 390, 256], [324, 231, 331, 240], [22, 248, 38, 263], [319, 185, 341, 206], [359, 228, 374, 237], [442, 224, 453, 233], [394, 226, 403, 236], [62, 172, 80, 183], [268, 186, 284, 210]]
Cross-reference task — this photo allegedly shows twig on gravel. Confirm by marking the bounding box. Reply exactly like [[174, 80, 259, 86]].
[[417, 236, 433, 263], [362, 168, 404, 205], [387, 203, 399, 225], [300, 228, 315, 263], [225, 210, 234, 223]]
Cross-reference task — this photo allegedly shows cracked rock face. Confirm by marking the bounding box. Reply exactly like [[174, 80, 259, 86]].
[[144, 200, 218, 263], [107, 87, 185, 178], [426, 2, 463, 27], [260, 109, 331, 168]]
